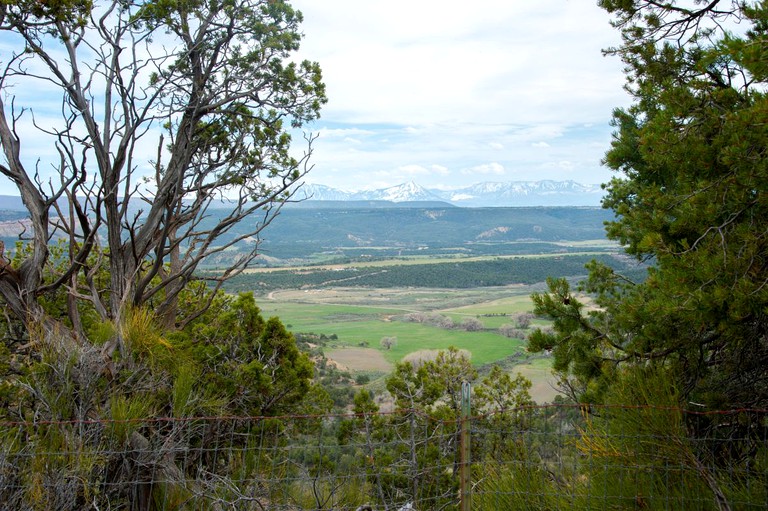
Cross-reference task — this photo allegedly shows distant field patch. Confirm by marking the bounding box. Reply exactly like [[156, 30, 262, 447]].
[[239, 251, 614, 274], [510, 358, 560, 403], [442, 294, 533, 316], [326, 348, 392, 372], [402, 348, 472, 366]]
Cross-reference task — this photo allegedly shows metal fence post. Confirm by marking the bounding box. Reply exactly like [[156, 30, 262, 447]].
[[460, 381, 471, 511]]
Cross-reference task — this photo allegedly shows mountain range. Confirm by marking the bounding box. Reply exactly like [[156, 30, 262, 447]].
[[294, 180, 605, 207], [0, 180, 605, 212]]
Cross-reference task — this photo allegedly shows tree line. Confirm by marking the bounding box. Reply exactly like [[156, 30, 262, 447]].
[[222, 254, 645, 291]]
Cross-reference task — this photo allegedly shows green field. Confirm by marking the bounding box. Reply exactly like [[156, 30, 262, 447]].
[[253, 285, 562, 402], [254, 284, 556, 387], [258, 299, 526, 365], [511, 357, 559, 403], [442, 294, 534, 315]]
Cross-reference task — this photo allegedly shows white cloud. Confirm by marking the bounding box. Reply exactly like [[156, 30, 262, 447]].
[[293, 0, 628, 127], [558, 161, 575, 171], [395, 164, 451, 177], [318, 127, 376, 138], [430, 164, 450, 176], [463, 162, 506, 176], [398, 164, 431, 176], [0, 1, 632, 195]]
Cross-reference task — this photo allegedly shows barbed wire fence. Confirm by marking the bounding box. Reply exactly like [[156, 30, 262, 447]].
[[0, 400, 766, 510]]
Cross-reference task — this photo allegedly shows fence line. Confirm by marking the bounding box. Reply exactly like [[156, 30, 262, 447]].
[[0, 404, 766, 510]]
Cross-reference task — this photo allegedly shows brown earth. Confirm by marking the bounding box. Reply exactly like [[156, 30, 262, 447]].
[[325, 347, 393, 373]]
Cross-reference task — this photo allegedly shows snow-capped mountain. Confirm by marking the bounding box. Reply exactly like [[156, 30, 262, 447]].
[[352, 182, 443, 202], [433, 180, 604, 207], [294, 183, 354, 201], [295, 181, 443, 203], [296, 180, 605, 207]]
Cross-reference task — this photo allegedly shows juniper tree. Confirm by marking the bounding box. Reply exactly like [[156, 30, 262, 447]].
[[0, 0, 325, 340]]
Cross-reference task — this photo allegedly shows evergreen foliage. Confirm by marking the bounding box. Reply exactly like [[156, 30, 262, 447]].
[[0, 0, 328, 502], [0, 288, 322, 508], [224, 254, 640, 291], [528, 2, 768, 508], [532, 0, 768, 409]]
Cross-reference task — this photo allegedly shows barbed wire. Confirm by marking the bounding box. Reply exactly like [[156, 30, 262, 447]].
[[0, 404, 765, 510]]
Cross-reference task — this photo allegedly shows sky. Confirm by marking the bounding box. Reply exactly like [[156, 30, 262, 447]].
[[289, 0, 633, 191], [0, 1, 633, 196]]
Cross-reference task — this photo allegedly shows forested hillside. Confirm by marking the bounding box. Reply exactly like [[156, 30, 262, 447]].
[[0, 204, 615, 265], [223, 254, 642, 291], [206, 205, 616, 264]]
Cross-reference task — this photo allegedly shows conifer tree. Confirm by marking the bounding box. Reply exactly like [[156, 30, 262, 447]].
[[531, 0, 768, 412]]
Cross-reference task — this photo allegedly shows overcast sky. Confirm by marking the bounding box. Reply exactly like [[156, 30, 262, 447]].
[[289, 0, 633, 191], [0, 1, 633, 196]]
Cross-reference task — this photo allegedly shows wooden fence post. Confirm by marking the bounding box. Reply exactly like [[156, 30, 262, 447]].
[[460, 381, 471, 511]]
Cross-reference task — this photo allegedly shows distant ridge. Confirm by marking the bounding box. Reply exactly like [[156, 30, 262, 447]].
[[0, 179, 606, 212], [0, 196, 27, 211], [295, 180, 604, 207], [285, 200, 455, 209]]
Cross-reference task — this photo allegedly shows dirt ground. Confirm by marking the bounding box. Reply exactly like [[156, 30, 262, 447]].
[[326, 347, 393, 372]]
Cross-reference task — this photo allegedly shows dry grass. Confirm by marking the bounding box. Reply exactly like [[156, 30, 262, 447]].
[[512, 361, 561, 403], [402, 348, 472, 367], [326, 348, 393, 372]]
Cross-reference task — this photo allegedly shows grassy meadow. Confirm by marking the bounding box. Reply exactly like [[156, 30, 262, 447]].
[[254, 285, 561, 402], [258, 299, 526, 364]]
